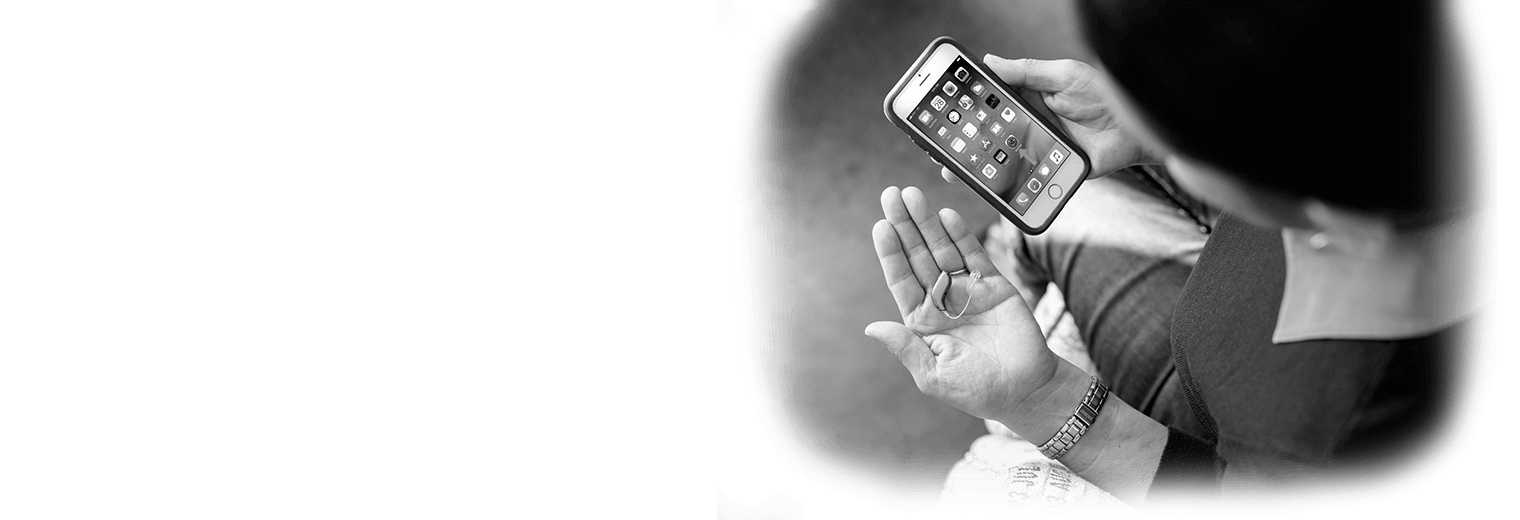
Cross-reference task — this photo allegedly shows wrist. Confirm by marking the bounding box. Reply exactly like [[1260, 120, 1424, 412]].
[[1052, 389, 1169, 502], [995, 360, 1092, 444], [998, 361, 1170, 503], [1137, 145, 1170, 166]]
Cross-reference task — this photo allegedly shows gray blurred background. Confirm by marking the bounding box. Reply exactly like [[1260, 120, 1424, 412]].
[[757, 0, 1097, 499]]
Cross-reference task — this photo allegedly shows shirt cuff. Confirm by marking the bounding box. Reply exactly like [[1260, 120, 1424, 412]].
[[1148, 427, 1224, 497]]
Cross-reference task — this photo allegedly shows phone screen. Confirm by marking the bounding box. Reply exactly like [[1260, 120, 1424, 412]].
[[908, 57, 1071, 214]]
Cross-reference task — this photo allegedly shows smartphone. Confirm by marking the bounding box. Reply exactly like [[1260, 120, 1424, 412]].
[[884, 37, 1090, 234]]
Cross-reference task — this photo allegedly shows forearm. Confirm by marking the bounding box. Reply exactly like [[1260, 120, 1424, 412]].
[[994, 360, 1168, 504]]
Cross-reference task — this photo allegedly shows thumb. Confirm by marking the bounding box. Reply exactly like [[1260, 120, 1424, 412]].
[[982, 54, 1077, 93], [941, 166, 961, 184], [865, 321, 935, 380]]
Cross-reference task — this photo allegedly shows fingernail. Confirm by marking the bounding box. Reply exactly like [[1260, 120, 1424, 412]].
[[984, 53, 1001, 63]]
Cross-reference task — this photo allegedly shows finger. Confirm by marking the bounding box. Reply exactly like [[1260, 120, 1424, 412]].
[[865, 321, 937, 384], [941, 167, 960, 184], [983, 54, 1079, 93], [872, 219, 924, 317], [880, 186, 941, 288], [1011, 85, 1062, 125], [939, 207, 1000, 276], [900, 186, 965, 274]]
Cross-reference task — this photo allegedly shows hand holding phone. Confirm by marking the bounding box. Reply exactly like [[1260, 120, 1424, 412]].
[[970, 55, 1167, 182], [884, 38, 1093, 234]]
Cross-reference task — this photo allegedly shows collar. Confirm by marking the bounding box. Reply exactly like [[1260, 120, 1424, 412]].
[[1273, 216, 1475, 343]]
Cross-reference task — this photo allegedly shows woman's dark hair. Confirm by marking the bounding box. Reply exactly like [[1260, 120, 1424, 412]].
[[1077, 0, 1467, 216]]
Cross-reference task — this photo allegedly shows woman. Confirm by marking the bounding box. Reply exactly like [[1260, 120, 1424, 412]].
[[864, 0, 1472, 503]]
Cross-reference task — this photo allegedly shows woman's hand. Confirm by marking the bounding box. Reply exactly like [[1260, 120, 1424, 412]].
[[864, 186, 1058, 423], [866, 187, 1173, 503], [941, 56, 1165, 183]]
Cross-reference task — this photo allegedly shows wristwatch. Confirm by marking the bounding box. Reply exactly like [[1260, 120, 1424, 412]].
[[1036, 375, 1109, 460]]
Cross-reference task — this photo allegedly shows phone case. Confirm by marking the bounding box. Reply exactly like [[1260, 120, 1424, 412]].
[[882, 36, 1092, 235]]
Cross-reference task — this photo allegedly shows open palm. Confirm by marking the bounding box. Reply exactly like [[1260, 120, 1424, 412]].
[[865, 186, 1057, 422]]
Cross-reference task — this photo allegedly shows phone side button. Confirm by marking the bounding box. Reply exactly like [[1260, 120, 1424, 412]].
[[1048, 184, 1063, 199]]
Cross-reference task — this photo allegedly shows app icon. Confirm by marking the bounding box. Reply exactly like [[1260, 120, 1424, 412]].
[[930, 96, 947, 111], [979, 136, 993, 150], [994, 150, 1008, 164], [954, 67, 969, 82], [961, 122, 978, 138], [1005, 135, 1020, 149], [1049, 149, 1065, 164], [1001, 107, 1016, 122], [958, 95, 974, 110], [967, 152, 983, 166], [1027, 178, 1043, 192], [1015, 191, 1032, 207], [986, 95, 1000, 109], [942, 82, 958, 96], [975, 110, 988, 122], [970, 82, 985, 96], [951, 138, 967, 152], [981, 164, 997, 179], [989, 122, 1004, 135], [936, 125, 949, 138], [947, 110, 961, 124], [917, 110, 934, 126], [1038, 164, 1051, 177]]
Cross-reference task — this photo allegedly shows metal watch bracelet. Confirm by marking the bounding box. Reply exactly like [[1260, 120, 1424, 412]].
[[1036, 375, 1109, 460]]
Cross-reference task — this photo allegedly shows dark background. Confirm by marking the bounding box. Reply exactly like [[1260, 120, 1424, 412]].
[[757, 0, 1096, 498]]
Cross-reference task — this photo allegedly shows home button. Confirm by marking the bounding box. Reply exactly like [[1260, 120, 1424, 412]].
[[1048, 184, 1063, 198]]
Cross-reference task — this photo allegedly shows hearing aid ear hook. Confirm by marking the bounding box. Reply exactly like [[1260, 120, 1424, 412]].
[[930, 269, 981, 320]]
